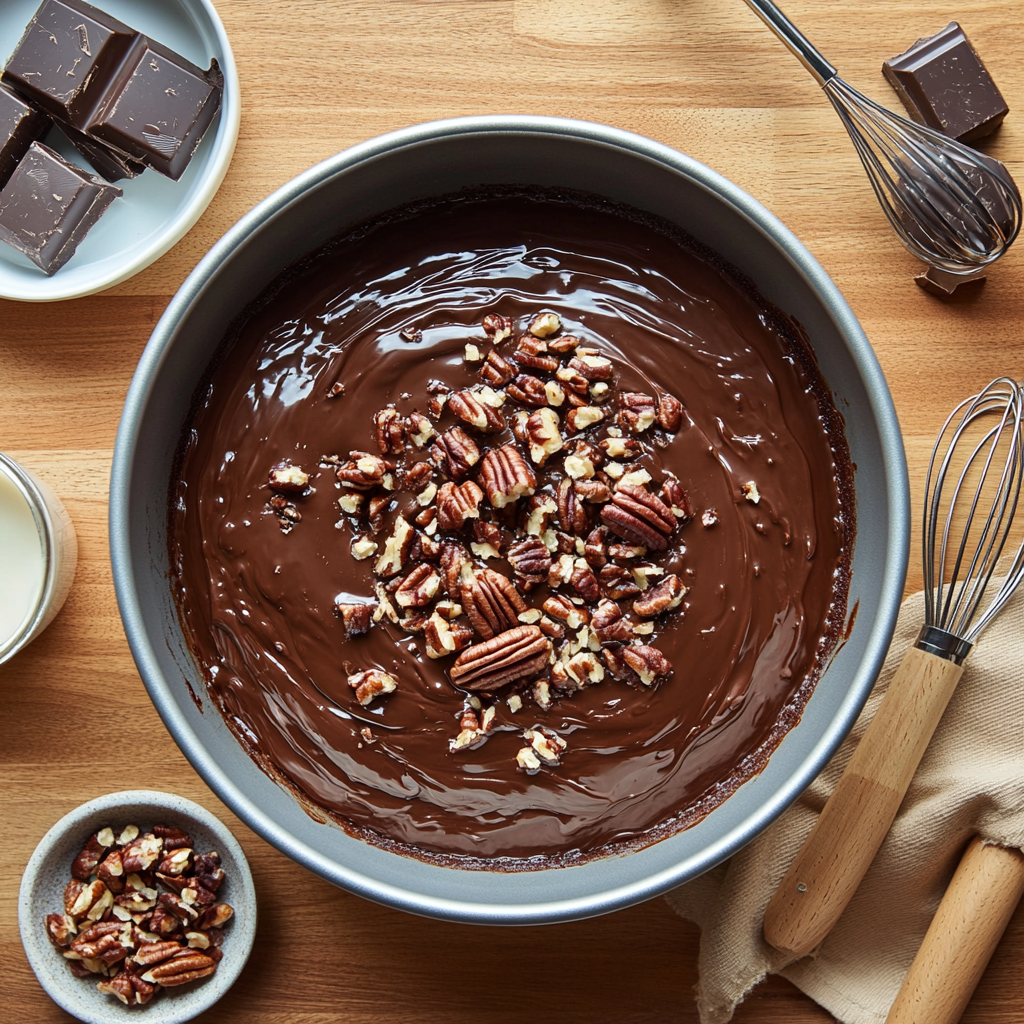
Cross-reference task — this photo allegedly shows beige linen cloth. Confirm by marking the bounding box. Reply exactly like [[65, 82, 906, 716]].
[[665, 580, 1024, 1024]]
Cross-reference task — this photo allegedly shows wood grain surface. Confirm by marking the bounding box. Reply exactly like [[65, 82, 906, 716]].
[[1, 1, 1022, 1021]]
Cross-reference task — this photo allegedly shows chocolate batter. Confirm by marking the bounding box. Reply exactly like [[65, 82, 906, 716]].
[[170, 189, 854, 866]]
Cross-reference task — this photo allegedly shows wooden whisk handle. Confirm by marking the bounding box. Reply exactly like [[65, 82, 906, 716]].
[[886, 838, 1024, 1024], [763, 646, 964, 956]]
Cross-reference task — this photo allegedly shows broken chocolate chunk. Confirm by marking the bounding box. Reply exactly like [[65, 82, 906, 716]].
[[0, 141, 120, 274], [883, 23, 1009, 143], [0, 83, 49, 188]]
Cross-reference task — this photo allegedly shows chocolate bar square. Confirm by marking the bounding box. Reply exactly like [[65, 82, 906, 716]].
[[0, 140, 120, 274], [2, 0, 136, 124], [55, 120, 145, 182], [0, 83, 50, 187], [86, 39, 222, 181], [883, 22, 1009, 142]]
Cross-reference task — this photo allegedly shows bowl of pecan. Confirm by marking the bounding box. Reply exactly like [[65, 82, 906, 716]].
[[18, 790, 256, 1023]]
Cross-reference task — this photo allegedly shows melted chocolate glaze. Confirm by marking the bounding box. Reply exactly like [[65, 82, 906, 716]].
[[170, 188, 854, 866]]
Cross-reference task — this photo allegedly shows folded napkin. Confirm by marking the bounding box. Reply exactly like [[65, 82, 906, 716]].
[[665, 579, 1024, 1024]]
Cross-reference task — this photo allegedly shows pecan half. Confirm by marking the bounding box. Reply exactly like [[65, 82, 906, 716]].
[[450, 625, 553, 692], [570, 559, 600, 602], [598, 563, 642, 600], [461, 568, 528, 639], [448, 390, 505, 433], [337, 451, 389, 491], [374, 407, 407, 453], [122, 834, 163, 874], [268, 462, 310, 494], [507, 537, 552, 581], [439, 540, 471, 596], [633, 574, 687, 617], [394, 563, 442, 608], [601, 484, 676, 551], [436, 480, 484, 531], [510, 348, 560, 374], [590, 599, 633, 642], [661, 474, 691, 519], [347, 668, 398, 705], [622, 645, 672, 685], [657, 393, 684, 431], [557, 477, 588, 535], [335, 601, 373, 638], [482, 313, 513, 341], [430, 427, 481, 480], [617, 392, 657, 433], [71, 831, 114, 881], [140, 949, 217, 987], [568, 353, 613, 381], [479, 444, 537, 508], [506, 374, 548, 406], [478, 347, 515, 385], [584, 526, 608, 567]]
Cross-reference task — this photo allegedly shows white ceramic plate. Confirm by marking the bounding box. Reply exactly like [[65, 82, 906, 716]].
[[0, 0, 240, 301], [19, 790, 257, 1024]]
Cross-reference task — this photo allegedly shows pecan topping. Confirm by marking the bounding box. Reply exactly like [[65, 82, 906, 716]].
[[598, 563, 642, 599], [450, 625, 553, 692], [71, 831, 113, 881], [439, 540, 471, 595], [394, 563, 442, 608], [374, 515, 415, 576], [557, 477, 588, 535], [633, 574, 687, 617], [347, 668, 398, 705], [140, 949, 217, 987], [507, 537, 552, 581], [506, 373, 548, 406], [583, 526, 608, 567], [525, 407, 563, 465], [529, 312, 562, 338], [479, 444, 537, 508], [622, 645, 673, 685], [374, 407, 407, 453], [590, 599, 633, 642], [599, 435, 642, 460], [424, 612, 474, 658], [570, 559, 600, 602], [618, 392, 657, 433], [337, 451, 389, 491], [461, 568, 529, 639], [661, 474, 691, 518], [430, 427, 481, 480], [657, 393, 684, 431], [482, 313, 513, 342], [335, 601, 372, 638], [565, 405, 605, 433], [568, 353, 613, 381], [436, 480, 484, 531], [576, 478, 612, 504], [448, 390, 506, 433], [601, 483, 676, 551], [510, 348, 560, 373], [478, 347, 515, 385], [268, 462, 310, 494]]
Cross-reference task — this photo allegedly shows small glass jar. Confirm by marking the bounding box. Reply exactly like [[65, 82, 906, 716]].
[[0, 452, 77, 664]]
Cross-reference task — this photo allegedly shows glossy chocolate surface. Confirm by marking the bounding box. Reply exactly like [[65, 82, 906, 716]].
[[171, 190, 853, 865], [883, 22, 1009, 143], [0, 140, 119, 274], [0, 83, 49, 188]]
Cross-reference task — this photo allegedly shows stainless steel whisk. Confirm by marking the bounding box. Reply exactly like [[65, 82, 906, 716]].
[[741, 0, 1022, 273], [764, 376, 1024, 956]]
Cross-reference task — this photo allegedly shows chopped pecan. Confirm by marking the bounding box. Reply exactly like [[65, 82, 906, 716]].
[[510, 347, 560, 374], [450, 626, 553, 692], [601, 483, 676, 551], [599, 563, 642, 600], [618, 392, 657, 433], [482, 313, 513, 342], [478, 347, 515, 385], [555, 364, 590, 395], [156, 848, 192, 877], [661, 474, 691, 519], [565, 651, 606, 686], [575, 478, 612, 504], [522, 725, 567, 765], [347, 669, 397, 705], [430, 427, 481, 480], [394, 563, 442, 608], [97, 972, 135, 1004], [479, 444, 537, 508], [570, 559, 600, 602], [702, 508, 719, 528], [461, 568, 528, 639], [541, 595, 588, 629], [71, 830, 113, 881], [436, 480, 484, 531], [152, 825, 192, 852], [525, 408, 563, 465], [335, 601, 373, 638], [196, 903, 233, 930], [622, 645, 672, 685], [121, 835, 163, 875], [584, 526, 608, 567], [590, 599, 633, 642], [657, 392, 684, 431], [374, 515, 415, 577], [374, 407, 407, 453], [599, 435, 642, 460], [557, 477, 588, 535], [148, 907, 181, 938], [742, 480, 761, 504], [568, 353, 613, 381], [565, 405, 605, 433], [448, 390, 506, 433], [268, 462, 310, 494], [633, 574, 687, 617], [528, 312, 561, 338], [438, 540, 471, 596], [506, 373, 548, 406], [423, 611, 474, 658], [45, 913, 77, 948], [94, 851, 125, 894], [507, 537, 552, 581], [407, 413, 434, 448], [337, 451, 389, 491]]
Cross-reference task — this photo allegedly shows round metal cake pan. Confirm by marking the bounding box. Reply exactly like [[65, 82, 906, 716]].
[[110, 116, 910, 925]]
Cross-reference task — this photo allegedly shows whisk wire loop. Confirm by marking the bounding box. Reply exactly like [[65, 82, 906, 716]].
[[922, 378, 1024, 651]]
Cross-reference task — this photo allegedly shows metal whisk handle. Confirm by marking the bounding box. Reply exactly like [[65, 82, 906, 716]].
[[916, 625, 973, 665], [741, 0, 836, 85]]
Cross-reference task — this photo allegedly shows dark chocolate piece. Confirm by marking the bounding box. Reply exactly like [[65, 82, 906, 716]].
[[883, 23, 1009, 142], [54, 120, 144, 182], [85, 43, 222, 181], [0, 140, 120, 274], [0, 83, 50, 188], [914, 265, 986, 298], [1, 0, 136, 125]]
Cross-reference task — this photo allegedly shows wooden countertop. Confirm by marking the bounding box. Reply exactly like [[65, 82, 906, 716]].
[[2, 1, 1021, 1020]]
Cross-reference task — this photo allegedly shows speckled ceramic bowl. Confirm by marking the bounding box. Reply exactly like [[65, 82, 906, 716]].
[[19, 790, 256, 1024]]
